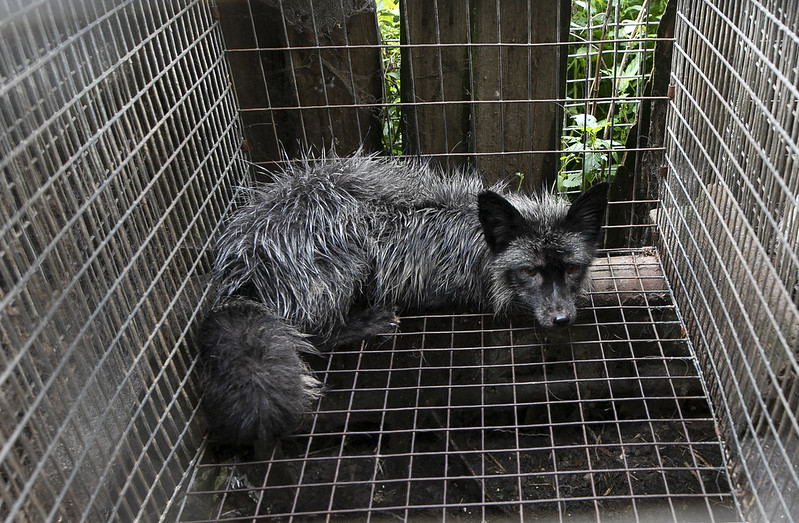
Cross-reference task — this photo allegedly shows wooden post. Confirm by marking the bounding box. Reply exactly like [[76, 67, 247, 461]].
[[401, 0, 471, 171], [469, 0, 569, 191], [401, 0, 569, 190], [217, 0, 384, 163], [607, 0, 677, 248]]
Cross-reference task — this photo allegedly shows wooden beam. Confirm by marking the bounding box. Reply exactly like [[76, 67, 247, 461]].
[[401, 0, 471, 170], [588, 253, 670, 306], [217, 0, 384, 163]]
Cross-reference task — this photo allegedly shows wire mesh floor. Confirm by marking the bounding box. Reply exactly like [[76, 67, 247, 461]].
[[177, 251, 740, 521]]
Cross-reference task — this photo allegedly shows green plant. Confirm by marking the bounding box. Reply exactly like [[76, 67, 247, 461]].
[[559, 112, 624, 191], [376, 0, 402, 155], [558, 0, 666, 193]]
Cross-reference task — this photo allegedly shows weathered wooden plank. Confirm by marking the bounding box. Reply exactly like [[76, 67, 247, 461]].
[[401, 0, 568, 189], [217, 0, 384, 163], [589, 253, 669, 304], [401, 0, 471, 170], [470, 0, 569, 191]]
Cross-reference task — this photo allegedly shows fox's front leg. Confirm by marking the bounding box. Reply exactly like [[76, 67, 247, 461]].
[[315, 306, 400, 349]]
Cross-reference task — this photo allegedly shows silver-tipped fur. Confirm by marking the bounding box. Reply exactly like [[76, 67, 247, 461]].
[[200, 152, 609, 447]]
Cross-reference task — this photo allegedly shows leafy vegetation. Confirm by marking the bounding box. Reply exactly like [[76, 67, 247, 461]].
[[558, 0, 666, 191], [560, 112, 624, 190], [376, 0, 402, 155]]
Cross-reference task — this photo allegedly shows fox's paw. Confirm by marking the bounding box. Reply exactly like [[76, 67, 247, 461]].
[[351, 307, 400, 336], [322, 307, 400, 348]]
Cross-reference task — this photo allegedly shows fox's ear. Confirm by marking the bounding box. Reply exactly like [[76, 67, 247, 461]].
[[564, 182, 609, 245], [478, 191, 524, 253]]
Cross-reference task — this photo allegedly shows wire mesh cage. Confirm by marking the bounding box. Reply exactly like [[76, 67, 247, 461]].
[[0, 1, 247, 520], [659, 1, 799, 518], [0, 0, 797, 522], [177, 251, 739, 521]]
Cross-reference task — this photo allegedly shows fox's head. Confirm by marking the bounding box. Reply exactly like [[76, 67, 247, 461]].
[[478, 182, 609, 328]]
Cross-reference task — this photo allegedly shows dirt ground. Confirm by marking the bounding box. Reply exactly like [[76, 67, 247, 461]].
[[180, 304, 739, 521]]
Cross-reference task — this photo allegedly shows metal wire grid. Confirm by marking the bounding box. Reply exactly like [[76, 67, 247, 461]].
[[0, 1, 245, 521], [224, 0, 667, 172], [177, 251, 740, 522], [659, 0, 799, 520], [562, 0, 661, 176]]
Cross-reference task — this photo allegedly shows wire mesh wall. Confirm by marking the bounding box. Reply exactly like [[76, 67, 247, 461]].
[[1, 0, 796, 521], [659, 0, 799, 520], [0, 1, 246, 520], [178, 252, 739, 521]]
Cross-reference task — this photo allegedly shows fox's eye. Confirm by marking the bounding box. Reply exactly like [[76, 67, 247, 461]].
[[523, 267, 539, 277], [564, 264, 578, 274]]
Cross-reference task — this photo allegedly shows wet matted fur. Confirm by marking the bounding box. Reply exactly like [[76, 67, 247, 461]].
[[200, 153, 609, 448]]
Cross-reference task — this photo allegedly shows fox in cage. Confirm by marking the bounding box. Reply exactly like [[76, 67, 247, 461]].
[[198, 153, 609, 448]]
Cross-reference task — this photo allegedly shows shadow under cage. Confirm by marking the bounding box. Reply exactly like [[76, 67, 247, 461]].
[[0, 0, 796, 522]]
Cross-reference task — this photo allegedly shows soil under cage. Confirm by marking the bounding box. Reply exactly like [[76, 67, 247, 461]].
[[175, 251, 739, 521]]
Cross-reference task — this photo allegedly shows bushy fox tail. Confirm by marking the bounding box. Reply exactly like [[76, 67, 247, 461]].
[[198, 299, 322, 448]]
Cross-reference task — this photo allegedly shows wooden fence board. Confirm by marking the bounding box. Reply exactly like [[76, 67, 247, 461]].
[[217, 0, 384, 163], [469, 0, 569, 191], [401, 0, 471, 170], [220, 0, 567, 183], [402, 0, 568, 190]]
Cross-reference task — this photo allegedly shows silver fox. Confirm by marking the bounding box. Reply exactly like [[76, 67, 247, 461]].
[[200, 153, 609, 447]]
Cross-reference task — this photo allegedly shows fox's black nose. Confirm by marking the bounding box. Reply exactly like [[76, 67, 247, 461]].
[[553, 313, 571, 326]]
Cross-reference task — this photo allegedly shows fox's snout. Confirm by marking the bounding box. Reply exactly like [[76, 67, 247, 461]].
[[552, 310, 572, 327], [530, 276, 582, 329], [536, 299, 578, 329]]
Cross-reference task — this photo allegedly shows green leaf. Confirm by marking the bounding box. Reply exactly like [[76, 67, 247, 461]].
[[572, 113, 599, 130], [584, 152, 604, 175], [561, 171, 585, 189]]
